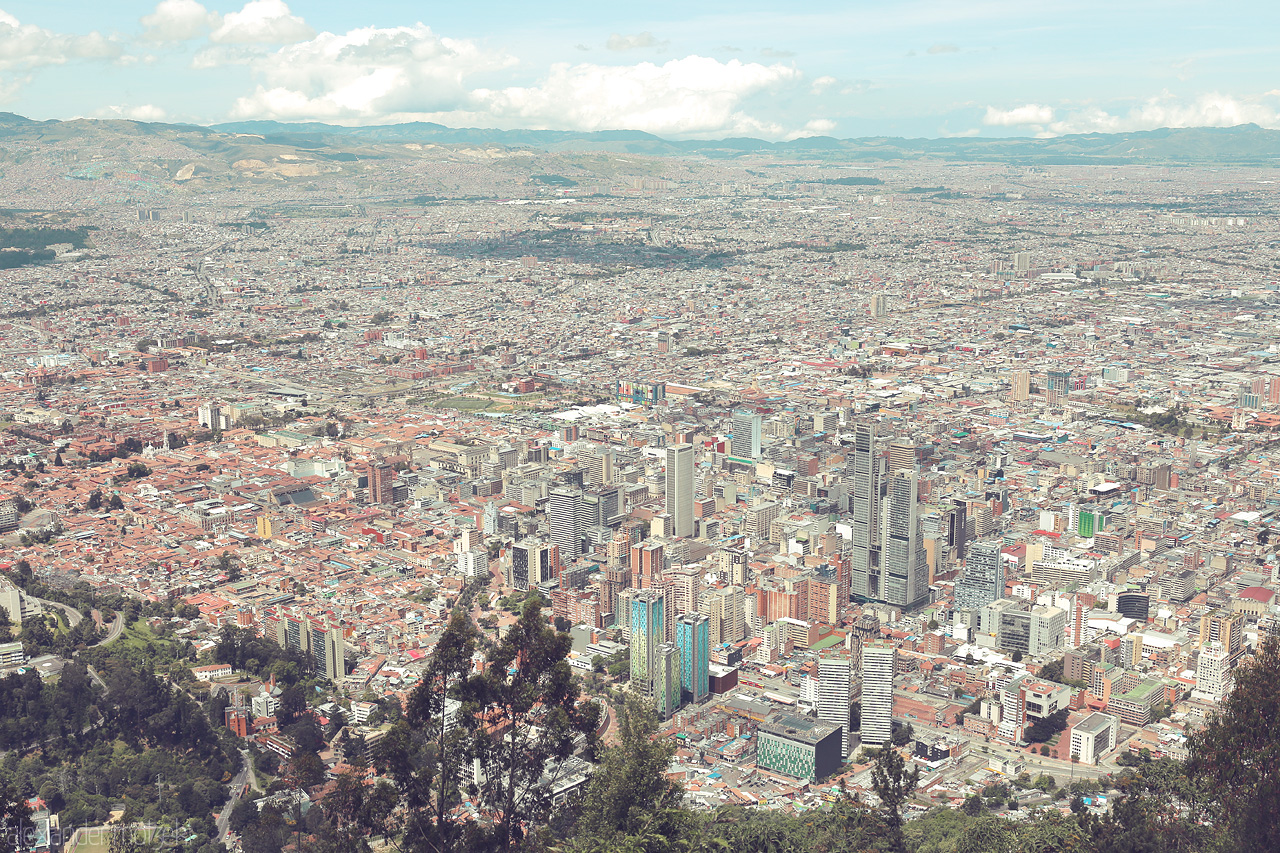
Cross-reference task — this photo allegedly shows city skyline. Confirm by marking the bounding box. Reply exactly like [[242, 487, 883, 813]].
[[0, 1, 1277, 140]]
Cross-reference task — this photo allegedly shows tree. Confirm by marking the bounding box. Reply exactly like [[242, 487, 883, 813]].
[[457, 598, 600, 851], [108, 493, 124, 510], [1186, 635, 1280, 852], [277, 685, 306, 727], [0, 781, 31, 853], [86, 490, 102, 510], [1011, 650, 1023, 663], [568, 697, 683, 850], [962, 794, 984, 816], [870, 746, 919, 853]]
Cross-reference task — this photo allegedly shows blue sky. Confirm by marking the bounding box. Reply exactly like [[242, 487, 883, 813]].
[[0, 0, 1277, 140]]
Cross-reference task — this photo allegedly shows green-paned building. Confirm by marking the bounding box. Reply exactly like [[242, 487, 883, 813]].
[[756, 715, 842, 781]]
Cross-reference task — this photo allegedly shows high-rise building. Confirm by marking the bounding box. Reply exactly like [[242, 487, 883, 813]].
[[676, 613, 710, 704], [654, 642, 682, 719], [665, 444, 695, 538], [700, 585, 746, 644], [882, 468, 927, 608], [630, 591, 665, 688], [817, 652, 854, 758], [510, 540, 555, 590], [366, 461, 395, 505], [549, 488, 583, 562], [730, 410, 763, 459], [583, 448, 614, 486], [955, 539, 1005, 610], [631, 540, 664, 589], [847, 423, 880, 600], [1010, 370, 1031, 402], [871, 293, 890, 318], [887, 439, 916, 474], [1194, 641, 1231, 702], [860, 642, 896, 747], [1013, 251, 1031, 271]]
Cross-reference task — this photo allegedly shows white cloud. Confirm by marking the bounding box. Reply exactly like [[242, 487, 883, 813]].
[[785, 118, 836, 140], [811, 75, 836, 94], [0, 10, 122, 70], [141, 0, 220, 42], [983, 103, 1054, 127], [225, 25, 808, 139], [1045, 92, 1280, 135], [927, 43, 959, 54], [211, 0, 312, 45], [471, 57, 803, 138], [95, 104, 168, 121], [228, 23, 511, 120], [606, 32, 666, 52]]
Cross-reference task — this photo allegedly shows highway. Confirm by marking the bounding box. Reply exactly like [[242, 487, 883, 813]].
[[33, 598, 123, 646], [215, 749, 256, 843]]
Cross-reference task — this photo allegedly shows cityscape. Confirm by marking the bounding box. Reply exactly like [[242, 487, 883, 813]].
[[0, 4, 1278, 853]]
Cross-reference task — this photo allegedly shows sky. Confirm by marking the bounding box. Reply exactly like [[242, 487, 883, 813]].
[[1, 0, 1279, 141]]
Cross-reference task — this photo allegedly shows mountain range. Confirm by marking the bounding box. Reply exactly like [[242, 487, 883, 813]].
[[3, 112, 1280, 165]]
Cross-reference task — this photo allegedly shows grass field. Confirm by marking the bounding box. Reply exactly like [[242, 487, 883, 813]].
[[431, 396, 514, 412]]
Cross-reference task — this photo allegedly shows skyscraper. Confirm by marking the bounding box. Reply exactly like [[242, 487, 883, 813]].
[[817, 652, 853, 758], [548, 488, 583, 562], [730, 410, 763, 459], [630, 590, 665, 699], [655, 642, 682, 719], [700, 585, 745, 644], [366, 461, 394, 505], [847, 423, 880, 600], [584, 448, 614, 486], [665, 443, 695, 538], [860, 642, 896, 747], [676, 612, 710, 704], [882, 468, 928, 608], [1010, 370, 1031, 402], [955, 539, 1005, 610]]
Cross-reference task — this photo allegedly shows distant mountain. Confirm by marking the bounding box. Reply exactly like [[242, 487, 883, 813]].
[[209, 119, 1280, 163]]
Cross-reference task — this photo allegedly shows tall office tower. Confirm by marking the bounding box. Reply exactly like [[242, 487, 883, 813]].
[[482, 500, 500, 535], [730, 410, 763, 459], [594, 484, 625, 527], [1013, 251, 1031, 271], [584, 448, 614, 486], [871, 293, 890, 318], [700, 585, 746, 644], [509, 540, 554, 590], [1010, 370, 1031, 402], [665, 444, 695, 538], [1193, 641, 1231, 702], [631, 541, 664, 589], [601, 566, 630, 624], [887, 439, 916, 474], [548, 488, 583, 562], [818, 652, 854, 758], [676, 613, 710, 703], [654, 642, 682, 719], [669, 567, 702, 616], [847, 423, 880, 600], [882, 468, 928, 608], [955, 539, 1005, 610], [860, 642, 896, 747], [949, 499, 969, 563], [630, 591, 665, 690], [366, 461, 395, 505], [1199, 612, 1243, 659]]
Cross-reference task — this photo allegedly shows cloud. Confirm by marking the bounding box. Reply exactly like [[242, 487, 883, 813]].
[[606, 32, 666, 52], [927, 43, 959, 55], [983, 103, 1054, 127], [0, 10, 122, 70], [141, 0, 219, 42], [95, 104, 168, 121], [811, 75, 836, 94], [211, 0, 313, 44], [1045, 92, 1280, 135], [785, 118, 836, 140], [228, 23, 512, 120], [471, 57, 803, 138], [225, 25, 811, 139], [760, 47, 795, 58], [982, 93, 1280, 137]]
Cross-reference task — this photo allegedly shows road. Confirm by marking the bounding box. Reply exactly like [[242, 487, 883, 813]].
[[33, 598, 122, 645], [216, 750, 254, 842], [906, 717, 1111, 781]]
